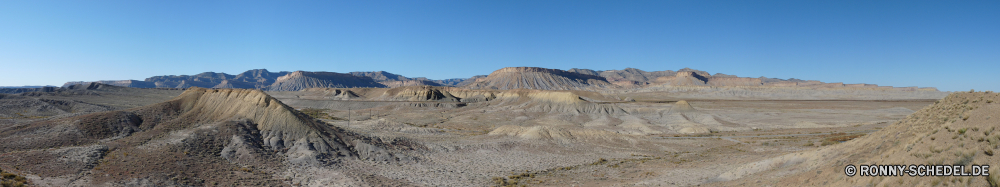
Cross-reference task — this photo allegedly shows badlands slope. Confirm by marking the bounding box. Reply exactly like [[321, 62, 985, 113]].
[[267, 71, 386, 91], [464, 67, 613, 90], [0, 88, 424, 186]]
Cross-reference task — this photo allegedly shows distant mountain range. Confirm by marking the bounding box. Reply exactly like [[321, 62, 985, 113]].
[[0, 85, 58, 88], [55, 67, 939, 92]]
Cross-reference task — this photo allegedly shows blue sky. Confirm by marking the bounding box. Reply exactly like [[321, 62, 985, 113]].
[[1, 1, 997, 91]]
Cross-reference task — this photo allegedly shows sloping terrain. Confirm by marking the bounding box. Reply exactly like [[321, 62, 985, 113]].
[[267, 71, 386, 91], [0, 88, 422, 186], [464, 67, 613, 90], [5, 67, 966, 186], [0, 82, 954, 186], [0, 83, 183, 126], [714, 91, 1000, 186]]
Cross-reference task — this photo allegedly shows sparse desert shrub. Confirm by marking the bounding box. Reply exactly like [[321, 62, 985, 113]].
[[953, 152, 975, 166], [987, 171, 999, 187], [820, 140, 838, 146], [0, 171, 28, 187], [591, 158, 608, 165]]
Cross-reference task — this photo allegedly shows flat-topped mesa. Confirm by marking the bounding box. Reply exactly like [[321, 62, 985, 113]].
[[488, 67, 563, 75], [487, 67, 608, 80], [466, 67, 611, 90], [268, 71, 386, 91]]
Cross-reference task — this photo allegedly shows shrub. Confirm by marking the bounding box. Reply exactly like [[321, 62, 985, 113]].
[[820, 140, 838, 146], [0, 171, 28, 187], [590, 158, 608, 165]]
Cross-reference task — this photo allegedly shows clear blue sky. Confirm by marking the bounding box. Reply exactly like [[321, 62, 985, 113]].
[[1, 1, 997, 91]]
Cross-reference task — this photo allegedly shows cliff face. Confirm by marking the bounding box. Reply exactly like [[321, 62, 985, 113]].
[[464, 67, 612, 90]]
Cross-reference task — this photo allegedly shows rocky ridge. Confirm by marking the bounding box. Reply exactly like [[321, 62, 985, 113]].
[[59, 67, 941, 92]]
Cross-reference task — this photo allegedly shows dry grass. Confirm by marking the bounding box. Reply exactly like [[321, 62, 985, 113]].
[[0, 169, 28, 187]]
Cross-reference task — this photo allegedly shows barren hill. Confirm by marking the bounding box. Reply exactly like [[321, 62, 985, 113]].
[[0, 87, 420, 186], [464, 67, 612, 90], [267, 71, 386, 91]]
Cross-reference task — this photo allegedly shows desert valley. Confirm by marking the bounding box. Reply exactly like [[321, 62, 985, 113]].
[[1, 67, 996, 187]]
